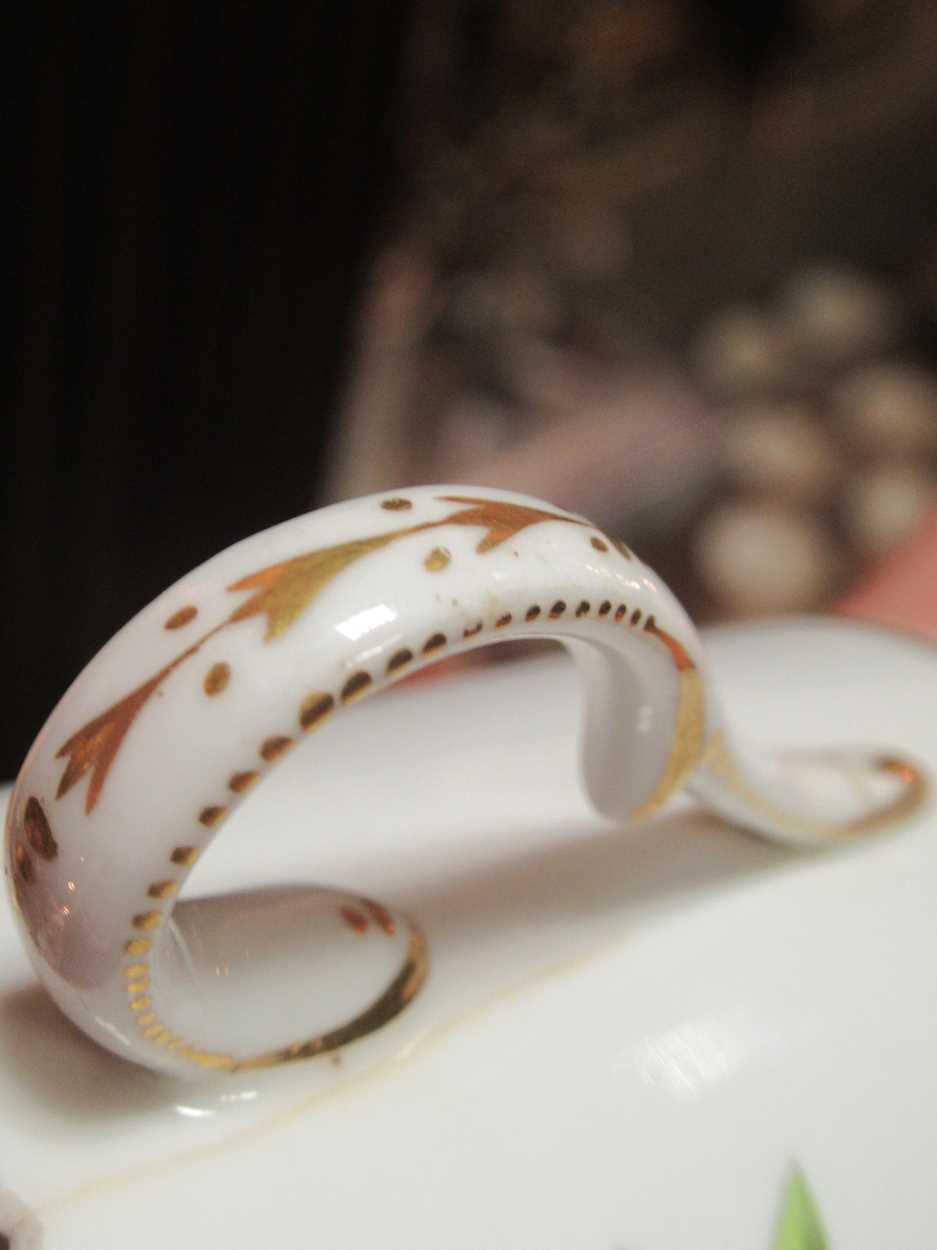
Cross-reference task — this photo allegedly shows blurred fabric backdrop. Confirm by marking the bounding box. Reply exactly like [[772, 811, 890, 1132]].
[[5, 4, 414, 775], [6, 0, 937, 777]]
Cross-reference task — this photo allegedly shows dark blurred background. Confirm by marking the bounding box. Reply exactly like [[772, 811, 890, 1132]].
[[6, 0, 937, 777]]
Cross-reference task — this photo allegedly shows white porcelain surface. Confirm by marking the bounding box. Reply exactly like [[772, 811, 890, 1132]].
[[4, 487, 922, 1082], [0, 616, 934, 1248]]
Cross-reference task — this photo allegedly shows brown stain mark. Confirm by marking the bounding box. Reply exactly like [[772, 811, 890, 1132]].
[[424, 546, 451, 572], [341, 672, 372, 704], [24, 797, 58, 860], [133, 911, 163, 931], [299, 692, 335, 732], [170, 847, 198, 866], [495, 613, 513, 628], [598, 601, 612, 616], [203, 662, 231, 696], [165, 605, 198, 630], [260, 736, 293, 762], [13, 843, 33, 884], [362, 898, 396, 936], [422, 632, 447, 654], [525, 605, 541, 621], [463, 622, 483, 638], [386, 648, 413, 675], [199, 805, 227, 827], [575, 601, 590, 617], [549, 600, 566, 618], [125, 938, 151, 956], [340, 905, 368, 935], [590, 536, 609, 552], [381, 497, 412, 511], [147, 881, 177, 900], [229, 770, 260, 793]]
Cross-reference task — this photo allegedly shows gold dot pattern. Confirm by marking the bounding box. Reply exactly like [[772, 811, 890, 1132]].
[[341, 672, 372, 704], [229, 770, 260, 793], [386, 649, 413, 675], [133, 911, 163, 931], [148, 880, 177, 900], [590, 537, 609, 552], [203, 662, 231, 696], [299, 693, 335, 731], [126, 569, 676, 1071], [260, 736, 293, 762], [381, 497, 412, 511], [424, 547, 451, 572], [165, 605, 198, 630]]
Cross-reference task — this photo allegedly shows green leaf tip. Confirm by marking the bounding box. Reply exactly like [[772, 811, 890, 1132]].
[[774, 1165, 830, 1250]]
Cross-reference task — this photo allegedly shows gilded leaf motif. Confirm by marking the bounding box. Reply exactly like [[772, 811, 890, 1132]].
[[54, 494, 586, 812], [436, 496, 585, 552], [55, 640, 206, 813], [225, 533, 400, 640]]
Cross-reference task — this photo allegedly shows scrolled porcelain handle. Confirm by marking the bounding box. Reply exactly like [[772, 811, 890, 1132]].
[[4, 487, 925, 1075]]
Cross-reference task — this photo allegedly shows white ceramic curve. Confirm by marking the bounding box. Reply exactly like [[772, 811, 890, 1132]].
[[3, 487, 927, 1078], [0, 617, 934, 1248]]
